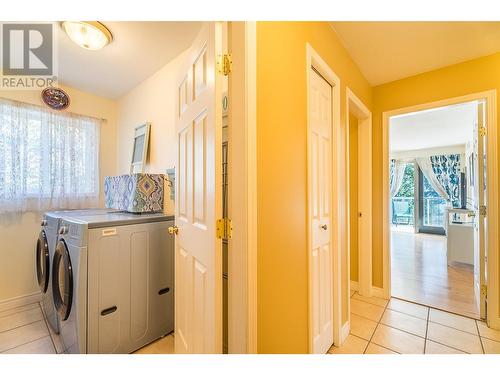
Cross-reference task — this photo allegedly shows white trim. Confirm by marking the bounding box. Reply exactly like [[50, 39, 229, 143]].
[[306, 43, 342, 352], [345, 88, 372, 345], [0, 292, 41, 313], [346, 88, 373, 298], [340, 321, 350, 345], [371, 287, 386, 299], [227, 21, 257, 354], [382, 91, 499, 329]]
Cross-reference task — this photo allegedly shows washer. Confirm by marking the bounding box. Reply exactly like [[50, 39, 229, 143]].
[[53, 212, 174, 354], [37, 209, 116, 334]]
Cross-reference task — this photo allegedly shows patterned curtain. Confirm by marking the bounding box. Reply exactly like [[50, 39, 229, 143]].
[[429, 154, 461, 207], [390, 159, 395, 190]]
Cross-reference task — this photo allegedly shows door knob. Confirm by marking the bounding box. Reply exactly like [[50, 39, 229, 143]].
[[320, 224, 328, 230], [168, 226, 179, 235]]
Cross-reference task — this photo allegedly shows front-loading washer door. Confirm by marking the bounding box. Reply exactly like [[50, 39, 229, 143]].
[[52, 239, 73, 321], [36, 230, 50, 293]]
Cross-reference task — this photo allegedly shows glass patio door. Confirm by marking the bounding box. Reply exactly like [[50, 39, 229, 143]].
[[391, 163, 415, 230], [416, 167, 447, 235]]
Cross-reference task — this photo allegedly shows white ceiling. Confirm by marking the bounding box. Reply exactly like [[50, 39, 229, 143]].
[[330, 22, 500, 86], [57, 22, 202, 98], [390, 101, 477, 153]]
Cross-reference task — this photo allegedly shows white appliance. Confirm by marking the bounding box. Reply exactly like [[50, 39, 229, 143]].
[[445, 208, 475, 265], [37, 209, 115, 335], [52, 212, 174, 353]]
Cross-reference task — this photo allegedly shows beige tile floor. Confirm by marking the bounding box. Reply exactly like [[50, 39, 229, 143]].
[[0, 301, 174, 354], [2, 296, 500, 354], [328, 291, 500, 354]]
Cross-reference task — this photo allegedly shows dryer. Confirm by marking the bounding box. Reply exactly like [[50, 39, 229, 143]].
[[37, 209, 114, 334], [52, 212, 174, 353]]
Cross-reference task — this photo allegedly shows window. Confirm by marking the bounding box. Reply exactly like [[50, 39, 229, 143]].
[[0, 98, 100, 213]]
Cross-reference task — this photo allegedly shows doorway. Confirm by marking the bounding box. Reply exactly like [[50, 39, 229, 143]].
[[346, 88, 373, 300], [382, 92, 498, 324]]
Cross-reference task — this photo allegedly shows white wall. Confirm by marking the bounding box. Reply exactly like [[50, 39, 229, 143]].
[[116, 49, 190, 174], [0, 84, 117, 303]]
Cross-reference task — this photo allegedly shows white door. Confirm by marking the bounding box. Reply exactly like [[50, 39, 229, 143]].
[[174, 22, 223, 353], [473, 100, 488, 319], [308, 68, 334, 354]]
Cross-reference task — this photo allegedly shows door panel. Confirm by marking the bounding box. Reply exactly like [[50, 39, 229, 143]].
[[308, 68, 333, 354], [175, 22, 222, 354]]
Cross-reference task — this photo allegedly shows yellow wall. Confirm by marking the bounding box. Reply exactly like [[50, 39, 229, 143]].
[[372, 52, 500, 288], [349, 114, 359, 282], [256, 21, 372, 353], [0, 85, 117, 301]]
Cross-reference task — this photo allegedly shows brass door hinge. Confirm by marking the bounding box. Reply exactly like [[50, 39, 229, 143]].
[[217, 54, 232, 76], [481, 284, 487, 297], [216, 218, 232, 240], [480, 205, 487, 217], [479, 126, 487, 137]]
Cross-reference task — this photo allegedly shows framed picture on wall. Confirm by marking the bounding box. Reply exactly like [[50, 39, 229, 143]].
[[130, 123, 151, 174]]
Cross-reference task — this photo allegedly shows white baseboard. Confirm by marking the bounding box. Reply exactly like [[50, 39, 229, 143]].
[[0, 291, 41, 313], [340, 321, 350, 345], [371, 286, 389, 300], [349, 280, 359, 292]]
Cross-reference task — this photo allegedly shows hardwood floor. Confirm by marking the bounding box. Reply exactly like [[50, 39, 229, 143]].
[[391, 229, 479, 319]]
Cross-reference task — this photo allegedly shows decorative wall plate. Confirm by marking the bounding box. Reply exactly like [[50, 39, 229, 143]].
[[41, 87, 70, 110]]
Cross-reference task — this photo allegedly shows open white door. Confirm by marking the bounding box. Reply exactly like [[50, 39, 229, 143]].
[[473, 100, 488, 320], [174, 22, 223, 353], [308, 68, 334, 354]]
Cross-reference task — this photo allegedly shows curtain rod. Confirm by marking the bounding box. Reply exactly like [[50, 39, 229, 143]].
[[0, 95, 108, 123]]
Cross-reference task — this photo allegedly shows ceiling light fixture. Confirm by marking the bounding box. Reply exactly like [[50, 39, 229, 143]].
[[62, 21, 113, 50]]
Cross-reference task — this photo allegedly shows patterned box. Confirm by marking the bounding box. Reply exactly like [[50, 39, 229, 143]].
[[104, 174, 164, 213]]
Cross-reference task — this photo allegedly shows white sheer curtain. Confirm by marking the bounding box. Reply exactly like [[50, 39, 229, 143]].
[[390, 159, 406, 197], [0, 98, 100, 213], [416, 157, 450, 202]]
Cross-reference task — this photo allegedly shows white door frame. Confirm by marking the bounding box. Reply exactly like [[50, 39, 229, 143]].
[[306, 43, 342, 351], [227, 21, 258, 353], [346, 87, 373, 301], [381, 90, 499, 329]]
